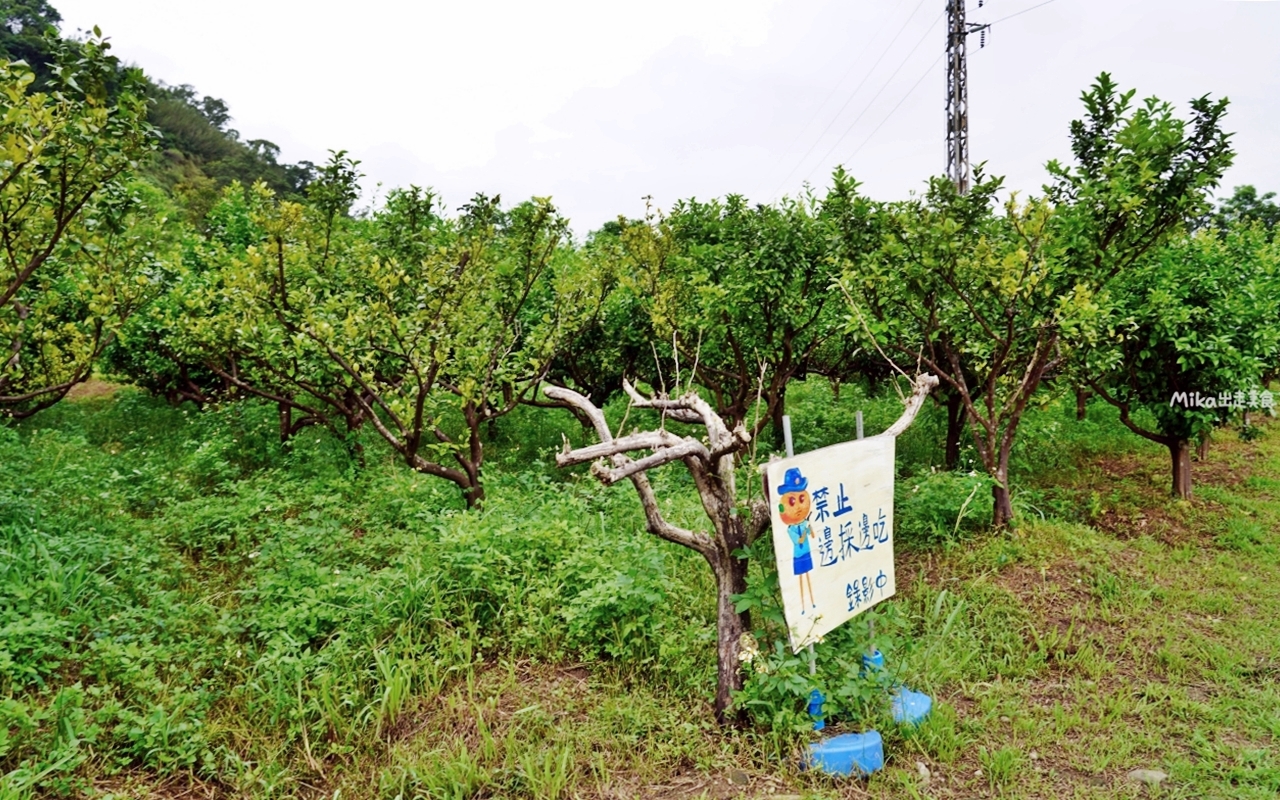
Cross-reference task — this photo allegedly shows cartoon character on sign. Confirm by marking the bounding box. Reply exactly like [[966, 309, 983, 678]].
[[777, 468, 817, 614]]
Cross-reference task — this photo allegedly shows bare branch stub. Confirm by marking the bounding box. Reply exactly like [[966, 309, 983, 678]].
[[545, 373, 936, 725], [880, 373, 940, 438], [543, 384, 715, 555], [622, 378, 705, 425], [555, 429, 697, 468], [543, 381, 755, 725]]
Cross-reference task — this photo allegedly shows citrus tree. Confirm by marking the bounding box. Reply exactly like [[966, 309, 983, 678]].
[[0, 32, 159, 418], [836, 74, 1234, 526], [836, 172, 1065, 527], [614, 194, 843, 447], [1079, 223, 1280, 498]]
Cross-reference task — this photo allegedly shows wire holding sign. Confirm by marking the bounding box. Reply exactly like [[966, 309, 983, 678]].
[[767, 435, 898, 652]]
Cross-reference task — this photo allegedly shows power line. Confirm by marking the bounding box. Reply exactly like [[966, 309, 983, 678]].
[[947, 0, 1056, 192], [846, 49, 946, 165], [765, 0, 933, 201], [768, 0, 1059, 201], [985, 0, 1058, 26], [759, 1, 910, 194], [796, 9, 946, 191]]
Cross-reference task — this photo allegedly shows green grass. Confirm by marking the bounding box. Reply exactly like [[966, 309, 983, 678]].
[[1, 383, 1278, 798]]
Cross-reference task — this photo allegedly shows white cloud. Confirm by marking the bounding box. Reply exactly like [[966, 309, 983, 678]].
[[54, 0, 1280, 232]]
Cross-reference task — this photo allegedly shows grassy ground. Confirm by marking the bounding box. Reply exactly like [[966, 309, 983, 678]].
[[0, 381, 1276, 799], [877, 424, 1280, 799]]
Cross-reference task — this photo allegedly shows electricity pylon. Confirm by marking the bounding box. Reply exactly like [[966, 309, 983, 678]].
[[946, 0, 989, 194]]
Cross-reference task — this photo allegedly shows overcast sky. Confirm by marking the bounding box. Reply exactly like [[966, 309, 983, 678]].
[[54, 0, 1280, 233]]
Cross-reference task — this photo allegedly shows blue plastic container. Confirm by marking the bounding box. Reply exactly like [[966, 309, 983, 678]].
[[861, 649, 885, 675], [860, 648, 933, 726], [808, 689, 826, 731], [806, 731, 884, 776], [891, 687, 933, 727]]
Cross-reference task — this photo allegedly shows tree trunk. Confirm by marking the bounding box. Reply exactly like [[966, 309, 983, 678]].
[[1169, 439, 1192, 499], [461, 402, 486, 510], [770, 387, 786, 451], [1197, 433, 1210, 461], [710, 549, 750, 726], [278, 401, 292, 444], [944, 390, 964, 471], [991, 449, 1014, 527], [344, 416, 366, 469], [1076, 388, 1090, 421], [992, 481, 1015, 528]]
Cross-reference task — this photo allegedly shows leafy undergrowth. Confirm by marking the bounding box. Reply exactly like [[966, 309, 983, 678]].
[[874, 415, 1280, 800], [1, 387, 1277, 799]]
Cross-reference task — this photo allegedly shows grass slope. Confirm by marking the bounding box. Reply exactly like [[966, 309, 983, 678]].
[[0, 383, 1275, 799]]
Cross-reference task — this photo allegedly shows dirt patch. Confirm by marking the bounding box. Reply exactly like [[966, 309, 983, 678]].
[[91, 773, 234, 800], [1093, 453, 1150, 482], [66, 378, 124, 401], [1092, 503, 1197, 546], [611, 769, 789, 800], [993, 561, 1110, 656]]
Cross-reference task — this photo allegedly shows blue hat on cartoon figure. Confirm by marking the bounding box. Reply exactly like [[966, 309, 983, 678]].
[[778, 467, 808, 495]]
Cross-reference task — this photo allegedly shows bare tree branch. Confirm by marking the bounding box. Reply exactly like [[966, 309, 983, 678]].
[[557, 429, 698, 468], [590, 439, 708, 485], [544, 385, 613, 441], [621, 378, 705, 425], [878, 373, 941, 438]]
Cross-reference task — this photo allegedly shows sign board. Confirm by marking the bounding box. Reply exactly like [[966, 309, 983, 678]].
[[766, 436, 896, 652]]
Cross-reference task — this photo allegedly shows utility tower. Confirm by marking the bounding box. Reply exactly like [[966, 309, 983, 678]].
[[946, 0, 988, 194]]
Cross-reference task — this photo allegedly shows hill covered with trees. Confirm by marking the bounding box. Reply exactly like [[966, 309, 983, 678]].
[[0, 0, 315, 220]]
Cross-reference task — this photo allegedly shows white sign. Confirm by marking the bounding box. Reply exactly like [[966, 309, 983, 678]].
[[766, 436, 896, 652]]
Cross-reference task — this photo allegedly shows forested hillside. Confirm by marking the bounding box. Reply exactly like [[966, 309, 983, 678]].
[[0, 0, 314, 220]]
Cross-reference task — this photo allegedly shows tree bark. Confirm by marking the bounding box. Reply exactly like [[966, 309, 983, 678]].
[[461, 401, 486, 509], [710, 547, 750, 726], [278, 401, 292, 444], [991, 447, 1015, 528], [770, 386, 786, 451], [1169, 439, 1193, 499], [1197, 433, 1210, 461], [944, 389, 964, 471], [1076, 388, 1089, 421], [991, 480, 1015, 528]]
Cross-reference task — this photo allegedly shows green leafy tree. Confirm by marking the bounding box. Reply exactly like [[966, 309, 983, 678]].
[[619, 193, 842, 447], [171, 168, 376, 445], [1080, 224, 1280, 498], [111, 156, 368, 440], [1044, 73, 1233, 295], [295, 190, 598, 507], [839, 74, 1234, 526], [836, 172, 1064, 527], [541, 221, 658, 409], [169, 152, 598, 505], [104, 182, 265, 409], [1043, 73, 1235, 496], [0, 31, 159, 418], [1212, 185, 1279, 241]]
